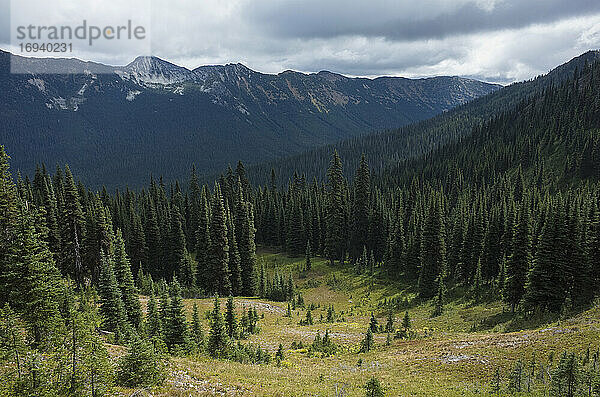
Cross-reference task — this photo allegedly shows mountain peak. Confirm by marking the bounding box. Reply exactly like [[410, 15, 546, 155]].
[[122, 55, 194, 84]]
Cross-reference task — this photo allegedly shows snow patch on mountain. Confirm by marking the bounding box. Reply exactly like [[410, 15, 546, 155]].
[[118, 56, 197, 85], [28, 78, 46, 93], [126, 90, 142, 101]]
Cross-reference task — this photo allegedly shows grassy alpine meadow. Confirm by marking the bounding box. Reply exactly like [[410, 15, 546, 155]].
[[114, 248, 600, 396]]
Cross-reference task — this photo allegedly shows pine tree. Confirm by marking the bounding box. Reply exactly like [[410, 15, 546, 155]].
[[82, 199, 113, 285], [325, 151, 347, 265], [385, 312, 394, 333], [304, 307, 314, 325], [145, 200, 162, 279], [305, 241, 312, 271], [369, 312, 379, 333], [207, 296, 229, 358], [168, 206, 187, 280], [116, 336, 164, 387], [524, 207, 562, 312], [226, 207, 243, 295], [508, 359, 524, 393], [326, 304, 335, 323], [190, 303, 204, 353], [472, 258, 483, 302], [147, 286, 162, 341], [419, 195, 446, 299], [235, 179, 258, 296], [433, 272, 446, 317], [208, 185, 231, 296], [225, 296, 238, 339], [164, 279, 189, 354], [98, 253, 127, 341], [402, 311, 411, 331], [387, 202, 405, 278], [504, 203, 532, 312], [275, 343, 284, 361], [59, 165, 86, 285], [287, 196, 306, 256], [128, 212, 147, 278], [361, 328, 374, 353], [365, 376, 384, 397], [350, 154, 370, 261], [550, 352, 578, 397], [113, 229, 142, 329], [195, 186, 211, 292]]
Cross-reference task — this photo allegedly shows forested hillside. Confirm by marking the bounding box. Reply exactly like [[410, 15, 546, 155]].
[[248, 50, 600, 186], [0, 54, 599, 395]]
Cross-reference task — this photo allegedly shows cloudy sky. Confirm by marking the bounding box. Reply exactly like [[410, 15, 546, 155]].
[[1, 0, 600, 83]]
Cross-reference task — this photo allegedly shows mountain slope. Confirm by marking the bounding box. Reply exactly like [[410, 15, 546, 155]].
[[247, 50, 600, 185], [0, 50, 499, 188]]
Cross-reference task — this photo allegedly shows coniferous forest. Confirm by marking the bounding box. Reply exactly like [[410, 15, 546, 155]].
[[1, 54, 600, 395]]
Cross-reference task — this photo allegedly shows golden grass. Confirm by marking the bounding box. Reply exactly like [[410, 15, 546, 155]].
[[121, 251, 600, 396]]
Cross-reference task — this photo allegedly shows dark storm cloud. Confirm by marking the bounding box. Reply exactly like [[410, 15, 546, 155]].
[[246, 0, 600, 40]]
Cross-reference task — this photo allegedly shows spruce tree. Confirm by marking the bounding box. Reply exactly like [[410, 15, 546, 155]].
[[369, 312, 379, 333], [402, 311, 411, 332], [385, 312, 394, 333], [226, 207, 243, 295], [59, 165, 86, 285], [98, 253, 127, 341], [225, 296, 238, 339], [195, 186, 211, 292], [145, 200, 162, 279], [504, 203, 532, 312], [524, 208, 561, 312], [387, 202, 405, 278], [361, 328, 374, 353], [207, 296, 228, 358], [235, 179, 258, 296], [168, 206, 187, 280], [365, 376, 384, 397], [325, 150, 347, 265], [305, 241, 312, 271], [472, 258, 483, 302], [433, 272, 446, 317], [208, 185, 231, 296], [164, 279, 189, 354], [419, 195, 446, 299], [116, 336, 164, 387], [350, 154, 370, 261], [113, 230, 142, 329], [147, 285, 162, 341], [190, 303, 204, 353]]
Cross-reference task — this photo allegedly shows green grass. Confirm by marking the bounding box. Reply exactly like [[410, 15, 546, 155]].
[[120, 249, 600, 396]]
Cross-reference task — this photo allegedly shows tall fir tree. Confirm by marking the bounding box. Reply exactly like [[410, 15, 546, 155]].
[[419, 194, 446, 299], [208, 185, 231, 296], [98, 253, 128, 341], [235, 179, 258, 296], [59, 165, 86, 285], [113, 229, 142, 329], [325, 150, 347, 265], [504, 202, 532, 312], [350, 154, 370, 261]]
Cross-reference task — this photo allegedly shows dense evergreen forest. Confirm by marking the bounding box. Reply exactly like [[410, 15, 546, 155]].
[[0, 56, 599, 395]]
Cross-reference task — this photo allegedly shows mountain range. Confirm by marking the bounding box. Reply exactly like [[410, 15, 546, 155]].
[[247, 50, 600, 185], [0, 50, 500, 188]]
